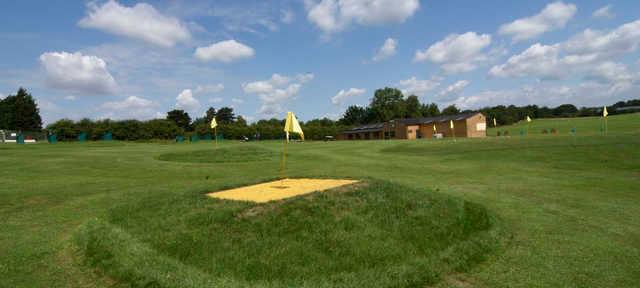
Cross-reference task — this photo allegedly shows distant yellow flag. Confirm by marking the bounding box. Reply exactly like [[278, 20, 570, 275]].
[[526, 116, 532, 122], [493, 118, 497, 127], [210, 118, 217, 129], [450, 120, 454, 129], [603, 106, 608, 117], [433, 124, 437, 132], [284, 112, 304, 142]]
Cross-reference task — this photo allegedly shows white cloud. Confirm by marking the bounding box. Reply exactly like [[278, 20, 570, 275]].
[[194, 83, 224, 94], [78, 0, 191, 47], [438, 80, 470, 101], [489, 43, 563, 79], [372, 38, 397, 62], [194, 40, 255, 63], [40, 51, 118, 95], [296, 73, 315, 83], [281, 9, 295, 23], [232, 98, 245, 104], [414, 32, 491, 73], [450, 80, 639, 110], [398, 76, 441, 96], [331, 88, 365, 105], [499, 1, 577, 42], [490, 19, 640, 81], [175, 89, 200, 114], [101, 96, 159, 119], [592, 5, 614, 19], [64, 95, 77, 101], [305, 0, 419, 35], [209, 97, 224, 104], [243, 73, 313, 116]]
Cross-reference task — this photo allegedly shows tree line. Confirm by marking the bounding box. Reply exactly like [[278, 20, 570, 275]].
[[2, 87, 639, 141]]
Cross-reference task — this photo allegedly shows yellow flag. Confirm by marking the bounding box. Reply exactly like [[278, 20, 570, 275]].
[[449, 120, 454, 129], [493, 118, 497, 127], [284, 112, 304, 142], [603, 106, 608, 117], [210, 118, 217, 129], [526, 116, 532, 122], [433, 124, 437, 132]]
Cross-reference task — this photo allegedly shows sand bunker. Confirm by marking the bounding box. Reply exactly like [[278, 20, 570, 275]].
[[208, 178, 359, 203]]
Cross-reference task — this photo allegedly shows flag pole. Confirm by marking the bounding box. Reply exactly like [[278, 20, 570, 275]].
[[215, 127, 218, 148]]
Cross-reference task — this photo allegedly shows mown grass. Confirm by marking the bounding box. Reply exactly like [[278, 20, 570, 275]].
[[0, 113, 639, 287], [157, 145, 276, 163], [75, 180, 502, 287]]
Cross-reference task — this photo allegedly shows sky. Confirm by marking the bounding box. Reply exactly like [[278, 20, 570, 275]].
[[1, 0, 639, 124]]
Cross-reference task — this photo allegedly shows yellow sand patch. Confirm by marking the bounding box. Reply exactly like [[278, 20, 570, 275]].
[[208, 178, 359, 203]]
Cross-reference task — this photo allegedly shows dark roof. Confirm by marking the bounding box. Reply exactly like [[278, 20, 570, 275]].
[[396, 112, 482, 125], [343, 123, 385, 133], [342, 112, 482, 133]]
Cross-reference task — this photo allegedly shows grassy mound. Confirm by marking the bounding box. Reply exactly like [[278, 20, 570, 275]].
[[75, 180, 504, 287], [156, 145, 276, 163]]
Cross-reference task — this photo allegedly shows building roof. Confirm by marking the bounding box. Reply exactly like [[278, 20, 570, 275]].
[[342, 112, 482, 133], [396, 112, 482, 125]]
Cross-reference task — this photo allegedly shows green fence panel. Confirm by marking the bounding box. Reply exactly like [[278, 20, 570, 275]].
[[48, 134, 57, 144], [102, 131, 113, 141], [175, 135, 184, 143], [190, 134, 200, 143], [17, 133, 25, 144], [78, 132, 87, 142]]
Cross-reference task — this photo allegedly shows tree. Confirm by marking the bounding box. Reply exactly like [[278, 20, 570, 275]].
[[441, 104, 460, 115], [166, 109, 191, 131], [46, 119, 77, 140], [420, 103, 440, 117], [0, 87, 42, 131], [205, 107, 216, 124], [216, 107, 235, 124], [552, 104, 578, 117], [405, 95, 422, 118], [369, 87, 406, 122], [339, 105, 368, 125]]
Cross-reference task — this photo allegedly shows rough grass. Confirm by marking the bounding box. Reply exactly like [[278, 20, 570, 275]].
[[156, 145, 276, 163], [75, 180, 502, 288], [1, 113, 639, 287]]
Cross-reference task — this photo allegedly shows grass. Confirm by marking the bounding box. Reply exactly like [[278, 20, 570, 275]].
[[1, 112, 639, 287], [157, 145, 276, 163]]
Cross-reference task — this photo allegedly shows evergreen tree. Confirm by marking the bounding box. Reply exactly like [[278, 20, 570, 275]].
[[0, 88, 42, 130], [166, 109, 191, 131], [216, 107, 235, 124]]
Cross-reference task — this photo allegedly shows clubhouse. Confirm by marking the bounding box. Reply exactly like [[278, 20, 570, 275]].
[[339, 112, 487, 140]]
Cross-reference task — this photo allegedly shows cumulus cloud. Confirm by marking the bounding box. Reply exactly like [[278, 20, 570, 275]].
[[414, 32, 491, 73], [242, 73, 313, 116], [490, 19, 640, 82], [209, 97, 224, 104], [372, 38, 397, 62], [592, 5, 614, 19], [78, 0, 190, 47], [194, 83, 224, 94], [438, 80, 470, 101], [499, 1, 576, 42], [331, 88, 365, 105], [175, 89, 200, 114], [305, 0, 419, 35], [194, 40, 255, 63], [101, 96, 159, 119], [40, 51, 118, 95], [398, 76, 441, 96]]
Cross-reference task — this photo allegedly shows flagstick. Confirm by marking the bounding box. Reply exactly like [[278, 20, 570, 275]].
[[214, 127, 218, 148], [604, 117, 608, 136], [279, 134, 288, 185]]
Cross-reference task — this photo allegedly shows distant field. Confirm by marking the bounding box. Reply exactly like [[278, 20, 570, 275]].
[[0, 113, 638, 287]]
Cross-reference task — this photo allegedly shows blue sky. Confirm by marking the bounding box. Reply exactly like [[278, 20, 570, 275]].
[[1, 0, 639, 124]]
